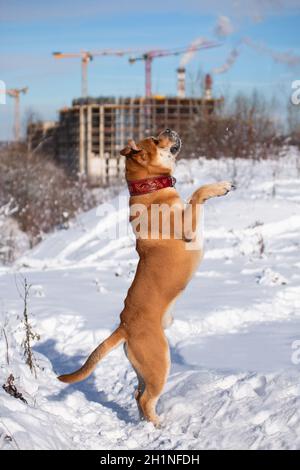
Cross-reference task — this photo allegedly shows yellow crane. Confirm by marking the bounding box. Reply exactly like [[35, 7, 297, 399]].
[[52, 49, 138, 97], [7, 87, 28, 142]]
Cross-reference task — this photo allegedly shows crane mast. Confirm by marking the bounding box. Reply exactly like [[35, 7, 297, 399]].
[[129, 41, 221, 97], [7, 87, 28, 141], [53, 49, 138, 98]]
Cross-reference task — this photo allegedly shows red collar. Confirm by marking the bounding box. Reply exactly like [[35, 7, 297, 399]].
[[127, 175, 176, 196]]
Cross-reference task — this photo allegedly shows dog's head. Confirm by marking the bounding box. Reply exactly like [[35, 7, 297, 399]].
[[120, 128, 182, 180]]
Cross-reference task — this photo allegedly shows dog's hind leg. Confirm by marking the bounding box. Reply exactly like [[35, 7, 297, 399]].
[[124, 343, 145, 408], [127, 331, 170, 427], [133, 370, 145, 420], [134, 371, 145, 403]]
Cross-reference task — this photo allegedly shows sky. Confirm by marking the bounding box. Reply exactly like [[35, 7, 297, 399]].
[[0, 0, 300, 140]]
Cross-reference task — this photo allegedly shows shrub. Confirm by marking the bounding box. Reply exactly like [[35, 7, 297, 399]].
[[181, 91, 282, 160], [0, 144, 97, 247]]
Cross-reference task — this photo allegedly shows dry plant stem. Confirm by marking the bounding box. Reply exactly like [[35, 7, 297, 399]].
[[2, 327, 9, 365], [22, 278, 39, 377]]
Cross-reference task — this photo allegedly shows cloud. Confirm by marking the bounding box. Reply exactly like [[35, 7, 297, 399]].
[[180, 38, 208, 67], [211, 33, 300, 75], [272, 50, 300, 67], [212, 47, 240, 74], [243, 37, 300, 68], [214, 16, 234, 37]]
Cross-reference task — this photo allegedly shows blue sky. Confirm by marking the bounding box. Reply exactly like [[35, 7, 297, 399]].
[[0, 0, 300, 140]]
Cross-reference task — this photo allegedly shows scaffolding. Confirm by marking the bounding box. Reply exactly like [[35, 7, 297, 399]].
[[52, 95, 220, 185], [26, 94, 221, 184]]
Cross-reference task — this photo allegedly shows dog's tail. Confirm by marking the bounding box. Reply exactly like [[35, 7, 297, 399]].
[[57, 326, 126, 384]]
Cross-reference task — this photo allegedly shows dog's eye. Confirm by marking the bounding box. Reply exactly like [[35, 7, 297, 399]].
[[151, 137, 159, 145]]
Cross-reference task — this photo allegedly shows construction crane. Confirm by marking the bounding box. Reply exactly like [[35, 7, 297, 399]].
[[7, 87, 28, 142], [52, 49, 138, 98], [129, 42, 221, 97]]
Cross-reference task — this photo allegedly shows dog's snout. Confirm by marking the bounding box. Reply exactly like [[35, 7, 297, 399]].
[[157, 128, 182, 156], [161, 128, 174, 137], [170, 145, 179, 155]]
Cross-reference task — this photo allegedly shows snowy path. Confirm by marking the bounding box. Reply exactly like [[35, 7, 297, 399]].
[[1, 154, 300, 449]]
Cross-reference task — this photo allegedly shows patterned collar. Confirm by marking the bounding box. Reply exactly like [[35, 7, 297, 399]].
[[127, 175, 176, 196]]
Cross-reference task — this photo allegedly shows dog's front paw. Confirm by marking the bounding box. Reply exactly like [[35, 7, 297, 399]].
[[215, 181, 235, 197], [193, 181, 235, 203]]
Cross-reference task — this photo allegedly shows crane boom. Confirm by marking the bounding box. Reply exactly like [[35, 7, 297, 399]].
[[52, 49, 140, 97], [129, 41, 221, 97]]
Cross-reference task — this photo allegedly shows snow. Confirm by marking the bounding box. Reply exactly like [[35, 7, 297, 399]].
[[1, 149, 300, 450], [0, 203, 29, 265]]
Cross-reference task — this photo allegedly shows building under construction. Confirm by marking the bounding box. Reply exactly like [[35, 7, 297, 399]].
[[28, 73, 222, 184]]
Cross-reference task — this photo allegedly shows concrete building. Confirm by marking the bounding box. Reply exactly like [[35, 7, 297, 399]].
[[28, 74, 222, 185]]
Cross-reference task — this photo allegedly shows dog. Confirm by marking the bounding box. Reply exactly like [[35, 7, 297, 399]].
[[58, 129, 233, 426]]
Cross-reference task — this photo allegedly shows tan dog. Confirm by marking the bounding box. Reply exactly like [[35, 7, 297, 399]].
[[58, 129, 233, 426]]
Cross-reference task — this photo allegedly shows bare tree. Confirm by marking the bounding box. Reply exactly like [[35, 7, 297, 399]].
[[181, 90, 283, 161]]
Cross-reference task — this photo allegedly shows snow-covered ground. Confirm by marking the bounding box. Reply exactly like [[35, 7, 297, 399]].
[[1, 150, 300, 450]]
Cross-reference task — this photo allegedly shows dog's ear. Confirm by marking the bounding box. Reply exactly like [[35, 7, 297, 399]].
[[120, 139, 143, 157], [120, 140, 148, 167], [151, 136, 159, 145]]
